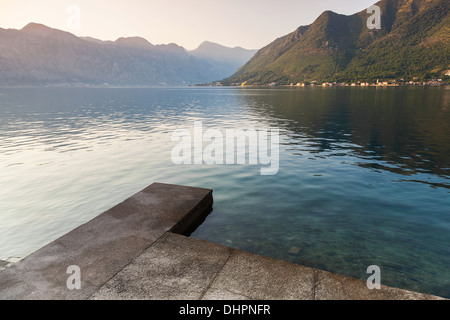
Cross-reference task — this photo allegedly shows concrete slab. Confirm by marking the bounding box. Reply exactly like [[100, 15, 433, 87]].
[[201, 288, 252, 300], [0, 183, 212, 300], [207, 249, 316, 300], [90, 233, 233, 300]]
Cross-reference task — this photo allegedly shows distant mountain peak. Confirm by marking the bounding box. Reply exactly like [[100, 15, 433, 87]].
[[114, 36, 153, 48], [165, 43, 185, 50], [21, 22, 56, 35], [20, 22, 78, 40], [21, 22, 49, 31], [194, 41, 253, 52], [197, 41, 224, 48], [80, 36, 114, 45], [189, 41, 257, 76]]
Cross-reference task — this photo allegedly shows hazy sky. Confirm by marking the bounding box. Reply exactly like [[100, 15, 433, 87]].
[[0, 0, 378, 50]]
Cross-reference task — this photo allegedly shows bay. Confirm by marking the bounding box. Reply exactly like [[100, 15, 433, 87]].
[[0, 86, 448, 298]]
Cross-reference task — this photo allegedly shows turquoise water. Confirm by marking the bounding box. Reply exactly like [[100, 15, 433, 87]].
[[0, 86, 449, 297]]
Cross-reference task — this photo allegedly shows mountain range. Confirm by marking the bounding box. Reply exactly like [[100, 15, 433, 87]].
[[0, 23, 256, 86], [222, 0, 449, 85], [1, 0, 448, 86]]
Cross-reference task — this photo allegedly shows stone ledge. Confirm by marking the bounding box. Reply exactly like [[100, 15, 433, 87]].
[[91, 232, 446, 300], [0, 182, 445, 300], [0, 183, 213, 300]]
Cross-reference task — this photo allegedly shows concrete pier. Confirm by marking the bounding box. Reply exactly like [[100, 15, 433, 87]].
[[0, 183, 445, 300]]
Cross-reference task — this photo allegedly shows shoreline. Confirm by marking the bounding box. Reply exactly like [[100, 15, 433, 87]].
[[0, 82, 448, 89], [0, 183, 446, 300]]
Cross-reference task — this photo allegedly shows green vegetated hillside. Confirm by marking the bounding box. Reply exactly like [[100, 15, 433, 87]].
[[223, 0, 449, 85]]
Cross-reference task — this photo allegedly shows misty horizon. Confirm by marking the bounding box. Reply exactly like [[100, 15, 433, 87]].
[[1, 22, 260, 51], [0, 0, 378, 50]]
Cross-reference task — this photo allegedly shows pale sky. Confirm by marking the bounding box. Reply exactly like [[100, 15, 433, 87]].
[[0, 0, 378, 50]]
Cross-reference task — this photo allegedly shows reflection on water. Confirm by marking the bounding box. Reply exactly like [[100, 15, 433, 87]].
[[242, 87, 450, 180], [0, 86, 449, 298]]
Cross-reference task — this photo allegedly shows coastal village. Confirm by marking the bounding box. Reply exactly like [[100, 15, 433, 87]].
[[221, 77, 449, 87], [286, 79, 447, 87], [214, 71, 450, 87]]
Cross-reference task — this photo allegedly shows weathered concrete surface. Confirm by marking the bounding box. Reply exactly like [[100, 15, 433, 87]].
[[90, 232, 445, 300], [90, 232, 233, 300], [0, 183, 212, 300], [313, 269, 443, 300]]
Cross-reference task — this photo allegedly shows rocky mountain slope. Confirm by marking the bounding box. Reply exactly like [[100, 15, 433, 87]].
[[222, 0, 449, 85]]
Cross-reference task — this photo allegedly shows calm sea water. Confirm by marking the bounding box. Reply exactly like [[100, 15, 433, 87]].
[[0, 86, 449, 298]]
